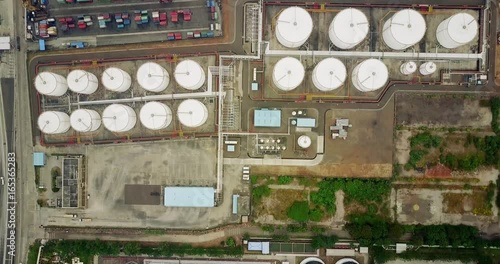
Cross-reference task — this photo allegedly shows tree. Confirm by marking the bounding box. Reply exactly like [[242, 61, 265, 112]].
[[287, 201, 310, 222], [225, 237, 236, 247], [311, 235, 338, 249], [309, 208, 324, 222], [123, 242, 142, 256]]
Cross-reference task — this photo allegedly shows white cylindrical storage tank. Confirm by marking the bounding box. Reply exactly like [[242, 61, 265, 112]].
[[437, 13, 478, 49], [136, 62, 169, 92], [177, 99, 208, 128], [272, 57, 304, 91], [102, 67, 132, 92], [297, 135, 312, 149], [34, 72, 68, 96], [312, 58, 347, 91], [174, 60, 206, 90], [329, 8, 369, 50], [139, 102, 172, 130], [400, 61, 417, 75], [102, 104, 137, 133], [70, 109, 101, 133], [419, 61, 437, 75], [67, 70, 99, 94], [382, 9, 426, 50], [38, 111, 70, 134], [275, 7, 313, 48], [352, 59, 389, 92]]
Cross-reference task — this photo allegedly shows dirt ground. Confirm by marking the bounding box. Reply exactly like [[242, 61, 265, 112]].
[[442, 190, 493, 216], [395, 94, 491, 128], [253, 188, 307, 221]]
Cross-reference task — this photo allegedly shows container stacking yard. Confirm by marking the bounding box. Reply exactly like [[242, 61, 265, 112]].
[[33, 55, 218, 145]]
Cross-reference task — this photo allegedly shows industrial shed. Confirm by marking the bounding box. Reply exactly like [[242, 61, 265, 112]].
[[163, 187, 215, 208], [254, 109, 281, 127]]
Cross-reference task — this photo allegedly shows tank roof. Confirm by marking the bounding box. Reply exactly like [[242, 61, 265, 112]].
[[177, 99, 208, 128], [140, 102, 172, 130], [329, 8, 369, 49], [313, 58, 346, 91], [273, 57, 305, 91], [174, 60, 205, 90], [276, 7, 313, 48]]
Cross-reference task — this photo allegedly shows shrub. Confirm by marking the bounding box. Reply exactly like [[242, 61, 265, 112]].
[[408, 149, 428, 168], [277, 176, 293, 185], [286, 223, 307, 232], [410, 132, 442, 148], [225, 237, 236, 247], [250, 175, 258, 184], [311, 235, 338, 249], [287, 201, 309, 222], [309, 208, 324, 222], [261, 225, 275, 232], [252, 185, 271, 202]]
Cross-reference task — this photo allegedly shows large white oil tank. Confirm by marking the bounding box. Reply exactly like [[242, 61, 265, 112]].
[[419, 61, 437, 75], [352, 59, 389, 92], [177, 99, 208, 128], [275, 7, 313, 48], [139, 102, 172, 130], [34, 72, 68, 96], [102, 67, 132, 92], [70, 109, 101, 133], [67, 70, 99, 94], [382, 9, 426, 50], [174, 60, 206, 90], [102, 104, 137, 133], [297, 135, 312, 149], [38, 111, 70, 134], [136, 62, 169, 92], [272, 57, 304, 91], [312, 58, 347, 91], [400, 61, 417, 75], [437, 13, 478, 49], [329, 8, 369, 50]]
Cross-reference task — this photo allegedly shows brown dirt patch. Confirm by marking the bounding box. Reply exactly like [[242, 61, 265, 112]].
[[251, 163, 393, 178], [254, 189, 307, 220], [425, 164, 452, 177], [442, 191, 492, 216]]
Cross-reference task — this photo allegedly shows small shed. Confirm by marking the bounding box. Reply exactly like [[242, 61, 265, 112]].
[[33, 152, 46, 167], [254, 109, 281, 128], [251, 82, 259, 91], [0, 37, 10, 50], [232, 194, 239, 214], [247, 241, 270, 255], [296, 118, 316, 128]]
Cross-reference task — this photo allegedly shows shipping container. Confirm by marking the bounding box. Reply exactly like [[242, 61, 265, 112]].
[[194, 32, 201, 38], [39, 39, 46, 51], [187, 31, 193, 38], [215, 23, 220, 31], [207, 31, 214, 37]]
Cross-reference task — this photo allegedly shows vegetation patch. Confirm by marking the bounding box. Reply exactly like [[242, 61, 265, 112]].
[[442, 190, 493, 216], [253, 189, 305, 220], [51, 167, 61, 193]]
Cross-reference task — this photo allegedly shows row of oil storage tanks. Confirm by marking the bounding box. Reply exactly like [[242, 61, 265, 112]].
[[276, 7, 478, 50], [273, 57, 437, 92], [37, 100, 209, 135], [34, 60, 205, 96]]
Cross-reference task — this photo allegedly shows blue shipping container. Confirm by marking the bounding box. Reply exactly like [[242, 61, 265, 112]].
[[207, 31, 214, 37], [39, 39, 45, 51]]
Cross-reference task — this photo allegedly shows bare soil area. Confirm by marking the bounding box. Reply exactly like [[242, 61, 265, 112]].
[[442, 191, 493, 216], [254, 189, 307, 221]]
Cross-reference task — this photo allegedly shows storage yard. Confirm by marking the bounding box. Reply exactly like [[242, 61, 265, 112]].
[[28, 0, 495, 233]]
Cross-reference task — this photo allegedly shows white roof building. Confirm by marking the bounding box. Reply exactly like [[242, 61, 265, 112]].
[[38, 111, 71, 134], [67, 70, 99, 94], [177, 99, 209, 128], [70, 109, 101, 133], [276, 7, 313, 48], [102, 104, 137, 132], [382, 9, 426, 50], [437, 13, 478, 49], [137, 62, 169, 92], [102, 67, 132, 92], [352, 59, 388, 92], [174, 60, 206, 90], [329, 8, 369, 50], [34, 72, 68, 96], [139, 102, 172, 130], [272, 57, 304, 91], [312, 58, 347, 91]]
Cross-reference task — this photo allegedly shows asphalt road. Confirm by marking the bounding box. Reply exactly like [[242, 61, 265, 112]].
[[270, 0, 486, 6]]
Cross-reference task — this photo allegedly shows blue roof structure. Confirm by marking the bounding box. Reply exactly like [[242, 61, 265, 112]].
[[248, 241, 270, 255], [254, 109, 281, 128], [164, 187, 215, 207], [251, 82, 259, 91], [33, 152, 46, 166], [232, 194, 239, 214], [296, 118, 316, 128]]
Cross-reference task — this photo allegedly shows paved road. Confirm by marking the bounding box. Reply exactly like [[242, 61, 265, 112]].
[[270, 0, 486, 6]]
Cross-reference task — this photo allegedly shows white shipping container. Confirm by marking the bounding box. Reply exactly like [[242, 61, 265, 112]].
[[215, 23, 220, 31]]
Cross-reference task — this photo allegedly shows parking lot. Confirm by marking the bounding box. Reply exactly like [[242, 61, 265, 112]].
[[27, 0, 223, 46]]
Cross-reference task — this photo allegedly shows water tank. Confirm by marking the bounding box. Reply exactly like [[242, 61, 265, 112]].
[[102, 104, 137, 132], [312, 58, 347, 91], [352, 59, 389, 92], [297, 135, 312, 149], [139, 102, 172, 130], [34, 72, 68, 96], [70, 109, 102, 133], [276, 7, 313, 48], [335, 259, 359, 264], [272, 57, 304, 91], [38, 111, 71, 134], [419, 61, 437, 75], [300, 257, 325, 264], [382, 9, 426, 50], [329, 8, 369, 50], [177, 99, 208, 128], [400, 61, 417, 75], [67, 70, 99, 94], [102, 67, 132, 92], [174, 60, 206, 90], [437, 13, 478, 49], [136, 62, 169, 92]]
